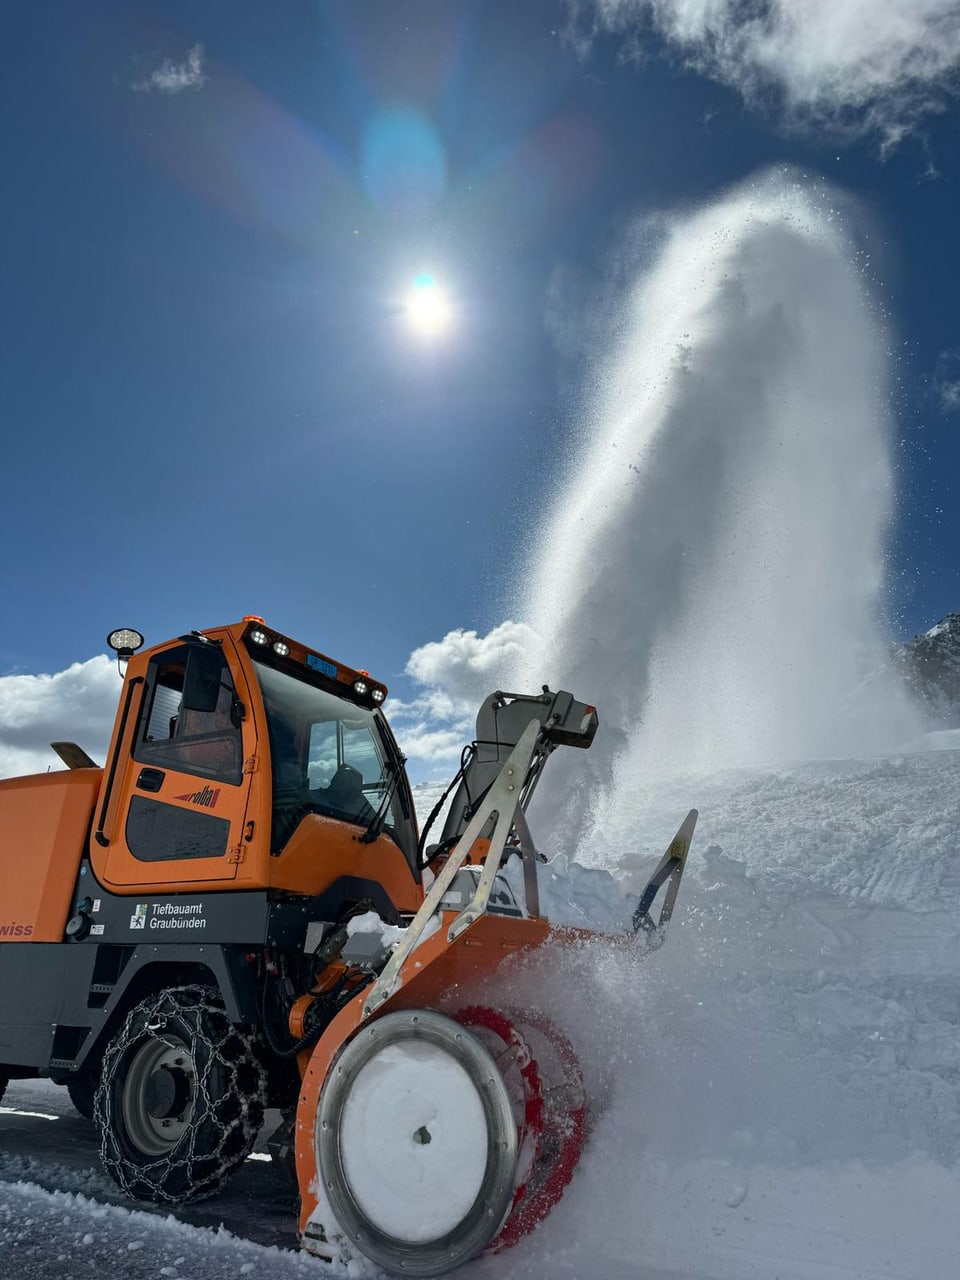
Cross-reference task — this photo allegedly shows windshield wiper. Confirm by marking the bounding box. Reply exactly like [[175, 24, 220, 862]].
[[358, 752, 405, 845]]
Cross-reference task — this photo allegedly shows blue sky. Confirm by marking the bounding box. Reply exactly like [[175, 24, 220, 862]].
[[2, 1, 959, 780]]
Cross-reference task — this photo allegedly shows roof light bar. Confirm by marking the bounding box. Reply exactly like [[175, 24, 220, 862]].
[[240, 619, 388, 705]]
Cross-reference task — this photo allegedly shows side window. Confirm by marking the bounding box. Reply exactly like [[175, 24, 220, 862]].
[[144, 675, 184, 743], [135, 647, 242, 785]]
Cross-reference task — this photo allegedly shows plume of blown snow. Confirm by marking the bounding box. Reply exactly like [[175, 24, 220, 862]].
[[515, 170, 920, 851]]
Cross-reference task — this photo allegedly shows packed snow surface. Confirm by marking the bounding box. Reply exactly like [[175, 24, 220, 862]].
[[3, 745, 959, 1278]]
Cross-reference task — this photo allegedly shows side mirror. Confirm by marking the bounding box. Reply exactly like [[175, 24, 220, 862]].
[[182, 645, 223, 713]]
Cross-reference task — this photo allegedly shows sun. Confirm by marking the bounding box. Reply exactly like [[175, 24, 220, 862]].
[[404, 273, 452, 336]]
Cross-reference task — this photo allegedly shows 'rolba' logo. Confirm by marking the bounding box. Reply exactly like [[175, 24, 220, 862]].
[[0, 922, 34, 937], [175, 785, 221, 809]]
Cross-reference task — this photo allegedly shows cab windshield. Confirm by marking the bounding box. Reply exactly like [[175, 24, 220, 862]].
[[251, 657, 414, 863]]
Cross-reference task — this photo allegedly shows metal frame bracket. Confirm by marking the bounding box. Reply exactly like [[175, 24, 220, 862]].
[[632, 809, 699, 940]]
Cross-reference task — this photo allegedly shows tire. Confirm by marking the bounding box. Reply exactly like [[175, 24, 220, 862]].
[[94, 985, 266, 1204], [0, 1073, 7, 1106], [66, 1070, 98, 1120]]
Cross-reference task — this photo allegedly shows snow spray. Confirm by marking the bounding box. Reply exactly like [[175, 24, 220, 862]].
[[516, 171, 919, 853]]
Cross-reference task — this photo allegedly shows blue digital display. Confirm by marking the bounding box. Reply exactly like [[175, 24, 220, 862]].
[[306, 653, 338, 679]]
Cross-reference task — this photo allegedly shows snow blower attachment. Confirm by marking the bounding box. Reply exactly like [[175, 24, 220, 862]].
[[0, 621, 696, 1280], [294, 688, 698, 1276]]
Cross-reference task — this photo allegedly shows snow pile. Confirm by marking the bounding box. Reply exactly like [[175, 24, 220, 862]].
[[501, 853, 635, 932], [345, 911, 411, 951], [477, 747, 960, 1279]]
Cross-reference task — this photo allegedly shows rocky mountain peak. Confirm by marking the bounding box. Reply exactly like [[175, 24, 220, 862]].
[[896, 613, 960, 722]]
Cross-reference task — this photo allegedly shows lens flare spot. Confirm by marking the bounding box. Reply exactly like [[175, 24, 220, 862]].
[[363, 109, 447, 215], [405, 273, 453, 337]]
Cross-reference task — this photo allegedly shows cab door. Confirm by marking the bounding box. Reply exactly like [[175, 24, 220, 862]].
[[96, 639, 255, 890]]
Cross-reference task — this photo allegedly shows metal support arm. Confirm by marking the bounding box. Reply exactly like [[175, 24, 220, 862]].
[[362, 720, 541, 1020]]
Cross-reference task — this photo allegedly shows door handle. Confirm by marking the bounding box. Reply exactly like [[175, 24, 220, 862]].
[[137, 767, 165, 793]]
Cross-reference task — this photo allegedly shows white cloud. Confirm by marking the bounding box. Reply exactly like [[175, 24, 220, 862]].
[[132, 44, 207, 95], [577, 0, 960, 145], [0, 656, 119, 778], [391, 622, 539, 772], [392, 725, 467, 763], [405, 622, 539, 715]]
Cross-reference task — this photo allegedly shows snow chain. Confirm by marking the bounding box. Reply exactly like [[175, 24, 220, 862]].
[[95, 984, 267, 1204]]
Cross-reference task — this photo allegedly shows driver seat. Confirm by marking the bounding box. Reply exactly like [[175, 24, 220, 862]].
[[325, 763, 365, 814]]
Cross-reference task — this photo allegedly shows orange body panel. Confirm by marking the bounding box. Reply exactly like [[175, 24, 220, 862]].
[[0, 770, 101, 941], [269, 814, 423, 911], [294, 910, 555, 1239]]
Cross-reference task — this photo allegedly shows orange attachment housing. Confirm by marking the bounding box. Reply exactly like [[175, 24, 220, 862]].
[[294, 909, 555, 1241]]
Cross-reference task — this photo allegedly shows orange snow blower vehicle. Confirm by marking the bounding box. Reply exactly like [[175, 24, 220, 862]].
[[0, 618, 696, 1277]]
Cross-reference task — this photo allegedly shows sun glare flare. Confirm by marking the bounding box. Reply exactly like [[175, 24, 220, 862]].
[[404, 273, 453, 337]]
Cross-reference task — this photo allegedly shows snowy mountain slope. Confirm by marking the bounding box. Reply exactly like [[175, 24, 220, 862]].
[[894, 614, 960, 725], [3, 745, 960, 1279]]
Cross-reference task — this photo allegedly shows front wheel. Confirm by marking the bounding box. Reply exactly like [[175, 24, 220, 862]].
[[94, 985, 266, 1204], [311, 1006, 587, 1277], [317, 1009, 520, 1277]]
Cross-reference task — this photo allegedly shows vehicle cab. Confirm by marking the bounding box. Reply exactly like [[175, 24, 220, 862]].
[[89, 618, 422, 914]]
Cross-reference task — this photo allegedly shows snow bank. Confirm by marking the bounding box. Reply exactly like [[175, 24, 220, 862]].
[[461, 748, 960, 1278]]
